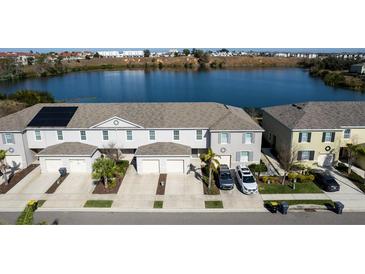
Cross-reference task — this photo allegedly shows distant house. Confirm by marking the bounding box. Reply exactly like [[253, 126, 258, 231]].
[[350, 63, 365, 75], [121, 50, 144, 57], [97, 51, 121, 58]]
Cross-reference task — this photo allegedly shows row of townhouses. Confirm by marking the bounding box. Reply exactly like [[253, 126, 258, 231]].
[[1, 101, 364, 175]]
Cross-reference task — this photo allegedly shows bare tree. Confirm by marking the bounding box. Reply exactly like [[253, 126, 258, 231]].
[[345, 138, 365, 175], [103, 142, 123, 162], [0, 150, 9, 185], [278, 146, 299, 185]]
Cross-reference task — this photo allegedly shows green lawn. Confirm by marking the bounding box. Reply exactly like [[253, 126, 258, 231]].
[[84, 200, 113, 208], [205, 200, 224, 208], [258, 181, 323, 194], [153, 201, 163, 208], [265, 199, 334, 207]]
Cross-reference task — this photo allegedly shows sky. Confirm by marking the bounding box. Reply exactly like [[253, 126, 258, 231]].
[[1, 48, 365, 53]]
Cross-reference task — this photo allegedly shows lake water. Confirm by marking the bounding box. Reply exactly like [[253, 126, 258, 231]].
[[1, 68, 364, 107]]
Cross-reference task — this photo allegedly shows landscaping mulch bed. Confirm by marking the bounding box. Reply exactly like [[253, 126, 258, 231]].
[[45, 174, 69, 194], [92, 176, 124, 194], [156, 174, 167, 195], [202, 180, 220, 195], [0, 164, 39, 194]]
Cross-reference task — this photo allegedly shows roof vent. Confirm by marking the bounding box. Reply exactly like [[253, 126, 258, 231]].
[[292, 104, 302, 110]]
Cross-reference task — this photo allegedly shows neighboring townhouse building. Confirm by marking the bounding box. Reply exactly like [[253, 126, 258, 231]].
[[0, 102, 263, 174], [262, 101, 365, 167], [349, 63, 365, 75]]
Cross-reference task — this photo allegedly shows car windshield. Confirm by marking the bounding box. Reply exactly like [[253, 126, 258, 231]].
[[242, 176, 256, 183], [220, 172, 232, 180]]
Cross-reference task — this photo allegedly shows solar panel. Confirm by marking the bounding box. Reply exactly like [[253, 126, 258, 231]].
[[27, 107, 78, 127]]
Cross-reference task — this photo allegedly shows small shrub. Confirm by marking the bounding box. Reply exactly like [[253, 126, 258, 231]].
[[335, 162, 348, 173]]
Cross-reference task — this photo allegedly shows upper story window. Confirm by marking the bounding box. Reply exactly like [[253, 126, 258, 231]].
[[344, 129, 351, 139], [149, 130, 155, 141], [322, 132, 335, 143], [35, 130, 41, 141], [3, 133, 15, 144], [173, 130, 180, 140], [196, 129, 203, 140], [80, 130, 87, 141], [102, 130, 109, 141], [299, 132, 311, 143], [126, 130, 133, 141], [57, 130, 63, 141], [220, 132, 230, 144], [243, 132, 254, 144]]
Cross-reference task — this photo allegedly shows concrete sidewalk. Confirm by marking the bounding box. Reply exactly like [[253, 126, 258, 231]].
[[261, 193, 329, 201], [261, 148, 285, 176]]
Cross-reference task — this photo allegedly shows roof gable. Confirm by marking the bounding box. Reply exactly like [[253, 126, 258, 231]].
[[91, 116, 142, 129]]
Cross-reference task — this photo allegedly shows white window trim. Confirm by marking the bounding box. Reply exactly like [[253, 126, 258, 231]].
[[57, 130, 63, 141], [149, 130, 155, 141], [244, 133, 253, 144], [102, 130, 109, 141], [4, 133, 14, 144], [196, 129, 203, 140], [35, 130, 42, 141], [301, 151, 311, 161], [220, 132, 229, 144], [344, 129, 351, 139], [126, 130, 133, 141], [80, 130, 87, 141], [300, 132, 310, 143], [173, 130, 180, 141]]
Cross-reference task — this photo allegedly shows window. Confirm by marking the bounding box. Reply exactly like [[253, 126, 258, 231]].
[[173, 130, 179, 140], [322, 132, 334, 143], [344, 129, 351, 139], [298, 150, 314, 161], [57, 130, 63, 140], [240, 151, 250, 162], [196, 129, 203, 140], [35, 130, 41, 141], [149, 130, 155, 141], [80, 130, 86, 141], [220, 132, 229, 144], [244, 133, 253, 144], [102, 130, 109, 141], [3, 133, 14, 144], [299, 132, 311, 143], [126, 130, 133, 141]]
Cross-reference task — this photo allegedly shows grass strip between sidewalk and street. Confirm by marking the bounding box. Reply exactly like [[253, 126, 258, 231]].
[[153, 201, 163, 208], [265, 199, 334, 207], [84, 200, 113, 208], [205, 200, 224, 208]]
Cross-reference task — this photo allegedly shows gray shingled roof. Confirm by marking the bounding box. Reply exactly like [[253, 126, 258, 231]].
[[263, 101, 365, 130], [0, 102, 263, 131], [37, 142, 98, 156], [135, 142, 191, 156]]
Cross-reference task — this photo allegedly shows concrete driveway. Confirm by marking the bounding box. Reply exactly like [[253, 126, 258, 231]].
[[113, 166, 158, 209], [7, 172, 59, 194], [55, 173, 94, 194], [325, 169, 365, 211]]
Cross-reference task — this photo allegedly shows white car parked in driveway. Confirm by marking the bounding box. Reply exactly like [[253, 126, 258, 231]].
[[235, 164, 258, 194]]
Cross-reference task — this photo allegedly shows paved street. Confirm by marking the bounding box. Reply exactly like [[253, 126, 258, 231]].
[[2, 211, 365, 225]]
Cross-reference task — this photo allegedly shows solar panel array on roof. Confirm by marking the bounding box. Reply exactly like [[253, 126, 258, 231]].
[[27, 107, 78, 127]]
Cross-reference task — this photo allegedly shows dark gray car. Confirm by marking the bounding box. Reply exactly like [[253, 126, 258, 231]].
[[217, 164, 234, 190]]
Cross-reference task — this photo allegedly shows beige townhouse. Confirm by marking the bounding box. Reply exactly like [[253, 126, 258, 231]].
[[262, 101, 365, 167]]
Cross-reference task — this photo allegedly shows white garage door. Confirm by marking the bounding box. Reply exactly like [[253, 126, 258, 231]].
[[166, 160, 184, 173], [69, 159, 87, 173], [45, 159, 63, 172], [5, 155, 23, 169], [219, 155, 231, 168], [141, 160, 160, 174], [317, 154, 334, 167]]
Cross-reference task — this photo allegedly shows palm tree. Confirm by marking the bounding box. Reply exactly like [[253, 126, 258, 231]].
[[200, 149, 220, 190], [346, 143, 365, 175], [92, 157, 117, 188], [0, 150, 8, 185]]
